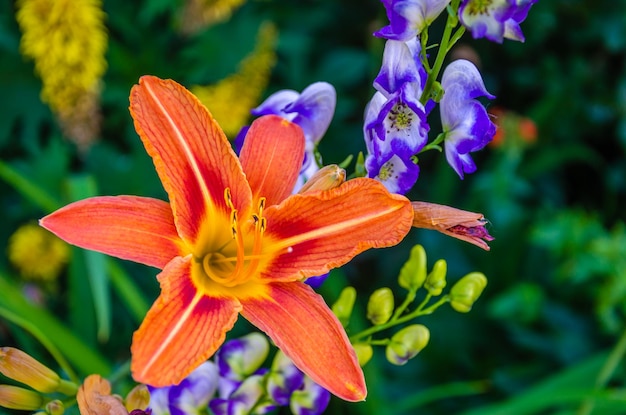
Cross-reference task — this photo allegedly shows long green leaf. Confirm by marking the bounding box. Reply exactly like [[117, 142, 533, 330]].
[[0, 271, 111, 376]]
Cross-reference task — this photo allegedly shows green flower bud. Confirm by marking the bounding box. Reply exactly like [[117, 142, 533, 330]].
[[398, 244, 427, 291], [331, 286, 357, 327], [0, 385, 43, 410], [424, 259, 447, 296], [353, 343, 374, 367], [385, 324, 430, 366], [46, 400, 64, 415], [367, 287, 394, 325], [450, 272, 488, 313]]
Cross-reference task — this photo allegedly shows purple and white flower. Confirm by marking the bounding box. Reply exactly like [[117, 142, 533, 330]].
[[459, 0, 538, 43], [440, 59, 496, 178], [375, 0, 452, 41], [240, 82, 336, 190], [364, 38, 429, 194]]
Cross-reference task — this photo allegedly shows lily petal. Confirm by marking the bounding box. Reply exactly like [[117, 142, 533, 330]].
[[239, 115, 305, 206], [77, 375, 128, 415], [262, 178, 413, 281], [130, 76, 252, 245], [240, 282, 366, 402], [131, 256, 241, 387], [40, 196, 182, 269]]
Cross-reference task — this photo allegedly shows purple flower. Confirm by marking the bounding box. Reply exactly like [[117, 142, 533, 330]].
[[459, 0, 538, 43], [440, 59, 496, 178], [375, 0, 452, 41], [374, 38, 427, 96], [267, 351, 305, 406], [148, 362, 219, 415], [215, 332, 269, 398], [209, 373, 274, 415], [245, 82, 336, 190], [364, 84, 429, 194], [290, 377, 331, 415]]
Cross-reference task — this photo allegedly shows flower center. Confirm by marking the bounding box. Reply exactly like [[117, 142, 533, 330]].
[[386, 101, 414, 134], [199, 188, 268, 288], [465, 0, 494, 16]]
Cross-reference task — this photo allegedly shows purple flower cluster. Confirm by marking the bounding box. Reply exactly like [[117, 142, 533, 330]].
[[364, 38, 430, 194], [365, 0, 509, 193], [147, 333, 330, 415]]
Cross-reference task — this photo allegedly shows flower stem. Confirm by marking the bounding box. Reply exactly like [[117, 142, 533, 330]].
[[419, 0, 461, 106], [349, 294, 449, 343]]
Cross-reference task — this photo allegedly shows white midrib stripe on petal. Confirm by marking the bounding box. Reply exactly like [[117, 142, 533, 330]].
[[140, 292, 204, 377], [144, 81, 213, 208]]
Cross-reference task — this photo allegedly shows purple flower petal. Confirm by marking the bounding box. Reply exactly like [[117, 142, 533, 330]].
[[215, 333, 270, 381], [459, 0, 537, 43], [374, 38, 426, 96], [375, 0, 451, 40], [267, 351, 305, 406], [440, 59, 496, 178], [290, 377, 331, 415]]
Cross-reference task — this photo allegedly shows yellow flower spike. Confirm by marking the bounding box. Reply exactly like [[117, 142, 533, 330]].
[[397, 244, 427, 291], [449, 272, 488, 313], [385, 324, 430, 366], [124, 384, 150, 412], [7, 223, 70, 282], [298, 165, 346, 194], [424, 259, 447, 296], [366, 288, 394, 325], [192, 22, 277, 137], [0, 384, 44, 411], [353, 343, 373, 367], [331, 286, 357, 328], [16, 0, 107, 150], [179, 0, 247, 34]]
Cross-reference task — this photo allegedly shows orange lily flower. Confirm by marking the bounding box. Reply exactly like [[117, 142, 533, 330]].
[[40, 76, 413, 401]]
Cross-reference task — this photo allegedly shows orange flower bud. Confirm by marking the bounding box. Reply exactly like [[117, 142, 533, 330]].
[[411, 201, 494, 250], [0, 384, 43, 410], [0, 347, 60, 393], [298, 164, 346, 194]]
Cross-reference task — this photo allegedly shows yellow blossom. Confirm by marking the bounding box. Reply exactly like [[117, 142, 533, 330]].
[[7, 223, 70, 282], [191, 22, 277, 137], [179, 0, 247, 34], [16, 0, 107, 150]]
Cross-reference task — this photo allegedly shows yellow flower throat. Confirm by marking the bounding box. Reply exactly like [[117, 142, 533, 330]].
[[198, 188, 269, 289]]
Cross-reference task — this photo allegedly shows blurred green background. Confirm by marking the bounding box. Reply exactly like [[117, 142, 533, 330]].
[[1, 0, 626, 414]]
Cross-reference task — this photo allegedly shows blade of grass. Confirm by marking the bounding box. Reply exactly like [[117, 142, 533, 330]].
[[0, 159, 61, 212], [0, 271, 111, 376]]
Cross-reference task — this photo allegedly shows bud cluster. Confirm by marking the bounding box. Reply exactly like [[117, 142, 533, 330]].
[[333, 244, 488, 367]]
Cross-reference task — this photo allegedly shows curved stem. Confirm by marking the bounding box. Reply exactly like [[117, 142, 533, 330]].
[[0, 306, 79, 384], [419, 1, 461, 106]]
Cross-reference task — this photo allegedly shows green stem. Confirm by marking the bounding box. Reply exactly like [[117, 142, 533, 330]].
[[419, 1, 461, 106], [350, 294, 449, 342], [576, 325, 626, 415], [392, 289, 417, 320], [0, 307, 79, 384]]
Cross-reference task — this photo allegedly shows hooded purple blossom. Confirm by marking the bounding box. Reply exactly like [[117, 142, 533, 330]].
[[290, 377, 331, 415], [148, 362, 219, 415], [375, 0, 452, 41], [239, 82, 336, 190], [364, 38, 429, 194], [459, 0, 538, 43], [440, 59, 496, 178]]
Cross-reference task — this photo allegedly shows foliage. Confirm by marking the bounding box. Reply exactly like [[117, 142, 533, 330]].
[[1, 0, 626, 414]]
